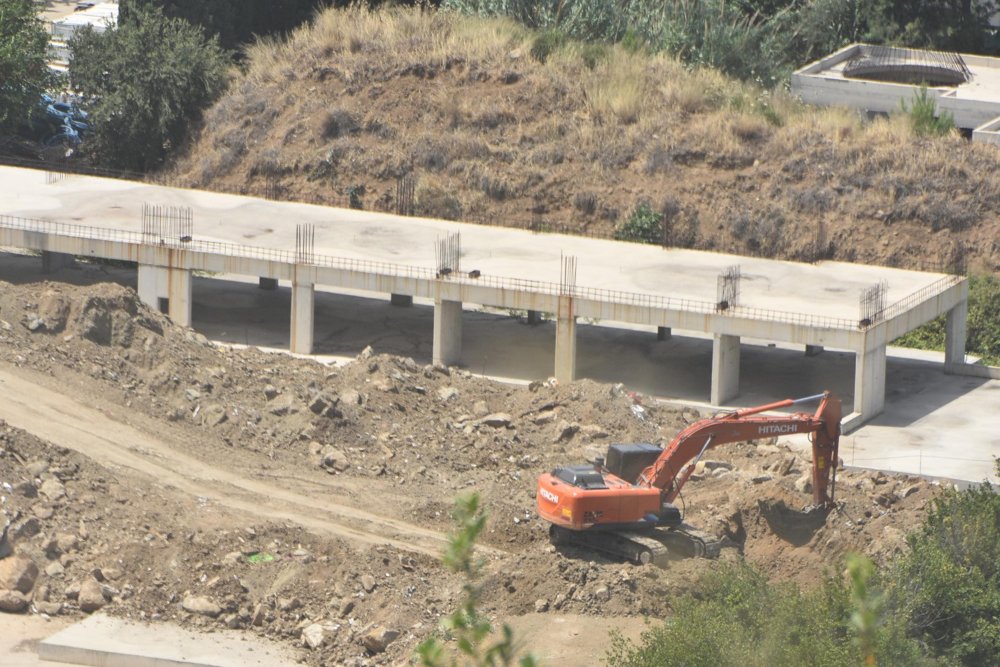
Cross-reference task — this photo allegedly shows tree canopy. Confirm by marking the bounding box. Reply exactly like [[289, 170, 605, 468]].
[[68, 6, 230, 171], [0, 0, 50, 133]]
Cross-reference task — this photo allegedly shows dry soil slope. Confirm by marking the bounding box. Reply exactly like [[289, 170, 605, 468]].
[[172, 6, 1000, 274]]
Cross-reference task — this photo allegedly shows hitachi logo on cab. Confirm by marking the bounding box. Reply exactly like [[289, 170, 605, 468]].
[[758, 424, 798, 435], [539, 488, 559, 504]]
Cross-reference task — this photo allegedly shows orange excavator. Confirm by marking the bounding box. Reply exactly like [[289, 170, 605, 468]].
[[536, 391, 841, 565]]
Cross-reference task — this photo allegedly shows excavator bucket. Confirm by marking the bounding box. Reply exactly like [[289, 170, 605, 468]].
[[757, 498, 829, 547]]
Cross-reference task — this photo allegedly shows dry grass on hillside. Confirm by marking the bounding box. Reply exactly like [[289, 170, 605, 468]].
[[171, 6, 1000, 273]]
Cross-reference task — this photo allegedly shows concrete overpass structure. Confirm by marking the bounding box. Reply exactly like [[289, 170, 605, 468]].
[[0, 166, 970, 429]]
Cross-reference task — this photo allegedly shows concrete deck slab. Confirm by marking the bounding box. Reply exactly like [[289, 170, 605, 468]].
[[36, 614, 298, 667], [0, 166, 947, 320]]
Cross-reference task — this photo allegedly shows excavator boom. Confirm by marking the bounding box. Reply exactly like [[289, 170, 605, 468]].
[[639, 391, 841, 505]]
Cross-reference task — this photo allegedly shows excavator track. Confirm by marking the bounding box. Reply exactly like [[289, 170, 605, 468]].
[[549, 524, 726, 567]]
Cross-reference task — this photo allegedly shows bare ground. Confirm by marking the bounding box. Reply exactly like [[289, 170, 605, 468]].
[[0, 280, 941, 665]]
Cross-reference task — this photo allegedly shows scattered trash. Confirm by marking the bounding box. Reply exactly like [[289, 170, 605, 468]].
[[247, 552, 274, 564]]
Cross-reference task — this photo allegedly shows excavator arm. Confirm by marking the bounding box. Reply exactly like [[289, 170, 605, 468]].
[[638, 392, 841, 506]]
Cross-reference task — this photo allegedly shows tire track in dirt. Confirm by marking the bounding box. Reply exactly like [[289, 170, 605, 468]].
[[0, 364, 501, 559]]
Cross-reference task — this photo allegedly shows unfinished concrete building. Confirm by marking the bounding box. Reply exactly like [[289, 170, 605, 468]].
[[792, 43, 1000, 143]]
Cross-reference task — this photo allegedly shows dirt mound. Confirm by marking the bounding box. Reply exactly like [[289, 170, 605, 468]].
[[169, 7, 999, 274], [0, 280, 941, 664], [10, 283, 160, 346]]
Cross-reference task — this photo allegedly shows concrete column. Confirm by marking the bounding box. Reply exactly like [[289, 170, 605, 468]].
[[710, 334, 740, 405], [167, 267, 192, 328], [432, 298, 463, 366], [805, 344, 824, 357], [137, 264, 167, 312], [854, 343, 887, 419], [137, 264, 190, 326], [259, 277, 278, 291], [41, 251, 74, 274], [554, 296, 576, 383], [657, 326, 672, 341], [527, 310, 541, 325], [944, 299, 968, 367], [290, 281, 315, 355], [390, 293, 413, 307]]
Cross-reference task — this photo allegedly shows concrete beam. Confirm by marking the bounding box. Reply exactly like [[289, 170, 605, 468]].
[[432, 298, 462, 366], [944, 299, 968, 367], [290, 281, 315, 355], [854, 342, 886, 421], [657, 326, 672, 341], [259, 277, 278, 291], [711, 334, 740, 405], [41, 250, 74, 273], [390, 293, 413, 307], [554, 296, 576, 383]]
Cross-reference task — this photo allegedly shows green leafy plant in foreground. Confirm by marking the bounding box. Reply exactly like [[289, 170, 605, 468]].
[[416, 492, 537, 667]]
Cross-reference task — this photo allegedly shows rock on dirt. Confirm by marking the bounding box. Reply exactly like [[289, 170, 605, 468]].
[[78, 578, 107, 613], [182, 595, 222, 618], [318, 445, 349, 472], [0, 589, 30, 613], [0, 555, 38, 594], [362, 626, 400, 654], [39, 478, 65, 501], [302, 622, 338, 649]]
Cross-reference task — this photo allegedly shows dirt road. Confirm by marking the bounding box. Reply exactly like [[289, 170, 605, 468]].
[[0, 362, 485, 559]]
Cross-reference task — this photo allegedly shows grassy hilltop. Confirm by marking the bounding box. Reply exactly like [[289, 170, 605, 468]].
[[170, 6, 999, 274]]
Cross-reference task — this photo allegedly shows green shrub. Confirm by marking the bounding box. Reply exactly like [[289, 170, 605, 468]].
[[902, 86, 955, 137], [893, 274, 1000, 366], [885, 463, 1000, 665], [69, 5, 229, 171], [614, 202, 663, 243], [580, 43, 608, 69], [0, 0, 51, 133], [606, 559, 927, 667], [530, 29, 566, 62]]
